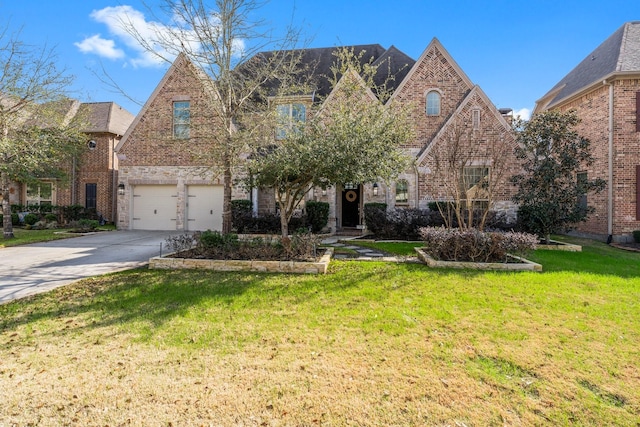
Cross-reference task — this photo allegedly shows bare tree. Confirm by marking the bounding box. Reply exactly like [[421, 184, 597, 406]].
[[0, 25, 86, 239], [427, 111, 514, 230], [119, 0, 305, 232]]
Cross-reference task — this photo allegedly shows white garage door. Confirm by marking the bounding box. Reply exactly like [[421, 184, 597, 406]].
[[132, 185, 177, 230], [186, 185, 223, 231]]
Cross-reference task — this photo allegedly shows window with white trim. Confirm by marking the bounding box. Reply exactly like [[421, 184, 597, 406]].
[[472, 109, 481, 130], [276, 103, 306, 139], [26, 182, 54, 206], [395, 179, 409, 204], [463, 166, 489, 209], [426, 91, 441, 116], [173, 101, 190, 139]]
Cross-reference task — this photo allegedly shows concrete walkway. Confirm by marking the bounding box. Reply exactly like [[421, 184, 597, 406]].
[[0, 230, 179, 304]]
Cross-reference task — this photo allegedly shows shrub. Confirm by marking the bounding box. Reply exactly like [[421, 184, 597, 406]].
[[231, 199, 253, 233], [44, 213, 58, 223], [305, 201, 330, 233], [633, 230, 640, 243], [364, 203, 434, 240], [419, 226, 537, 263], [69, 219, 99, 231], [198, 230, 239, 249], [23, 213, 39, 226], [175, 231, 321, 261], [59, 205, 85, 223], [165, 233, 198, 253], [363, 203, 388, 235]]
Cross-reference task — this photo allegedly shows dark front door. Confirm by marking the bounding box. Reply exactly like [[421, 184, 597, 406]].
[[341, 184, 361, 227]]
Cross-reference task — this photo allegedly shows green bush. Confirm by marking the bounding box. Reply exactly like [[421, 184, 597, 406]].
[[305, 201, 330, 233], [231, 199, 253, 233], [633, 230, 640, 243], [199, 230, 239, 249], [23, 213, 39, 226], [44, 213, 58, 222]]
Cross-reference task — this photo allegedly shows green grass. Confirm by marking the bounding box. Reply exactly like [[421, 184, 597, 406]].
[[0, 228, 77, 247], [0, 225, 116, 247], [1, 236, 639, 424]]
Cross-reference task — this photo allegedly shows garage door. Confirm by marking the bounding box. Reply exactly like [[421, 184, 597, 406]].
[[132, 185, 177, 230], [186, 185, 223, 231]]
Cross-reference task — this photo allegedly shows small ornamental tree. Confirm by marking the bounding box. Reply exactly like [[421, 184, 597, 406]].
[[249, 49, 413, 237], [511, 110, 606, 243]]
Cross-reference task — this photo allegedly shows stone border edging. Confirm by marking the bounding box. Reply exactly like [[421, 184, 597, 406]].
[[536, 240, 582, 252], [149, 247, 333, 274], [415, 247, 542, 272]]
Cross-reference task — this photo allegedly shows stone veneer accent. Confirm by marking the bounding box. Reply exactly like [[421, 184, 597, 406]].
[[117, 165, 248, 230], [149, 247, 333, 274]]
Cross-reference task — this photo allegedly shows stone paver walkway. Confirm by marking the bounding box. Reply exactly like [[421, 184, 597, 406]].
[[321, 237, 417, 262]]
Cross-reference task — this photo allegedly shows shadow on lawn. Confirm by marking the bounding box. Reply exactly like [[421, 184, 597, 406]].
[[0, 264, 383, 344]]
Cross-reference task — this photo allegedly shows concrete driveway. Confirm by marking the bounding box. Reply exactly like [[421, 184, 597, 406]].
[[0, 230, 180, 304]]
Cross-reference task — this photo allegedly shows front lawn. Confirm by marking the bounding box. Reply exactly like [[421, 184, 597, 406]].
[[0, 228, 76, 247], [0, 237, 638, 425]]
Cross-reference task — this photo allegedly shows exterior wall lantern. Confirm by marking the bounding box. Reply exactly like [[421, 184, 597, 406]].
[[373, 182, 379, 196], [118, 183, 125, 196]]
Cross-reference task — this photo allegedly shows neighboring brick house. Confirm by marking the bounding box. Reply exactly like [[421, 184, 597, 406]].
[[534, 21, 640, 242], [116, 39, 519, 232], [9, 101, 133, 223]]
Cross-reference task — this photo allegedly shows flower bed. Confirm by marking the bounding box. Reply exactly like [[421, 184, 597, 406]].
[[150, 247, 333, 274], [415, 247, 542, 271]]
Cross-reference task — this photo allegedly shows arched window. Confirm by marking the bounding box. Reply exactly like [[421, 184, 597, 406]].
[[395, 179, 409, 204], [426, 91, 441, 116]]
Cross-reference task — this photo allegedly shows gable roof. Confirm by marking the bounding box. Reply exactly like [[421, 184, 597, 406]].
[[79, 102, 134, 136], [116, 52, 204, 153], [416, 85, 513, 165], [537, 21, 640, 110], [389, 37, 474, 103]]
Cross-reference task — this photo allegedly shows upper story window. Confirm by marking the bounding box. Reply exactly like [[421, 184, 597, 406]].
[[276, 103, 306, 139], [472, 109, 481, 130], [395, 179, 409, 204], [173, 101, 190, 139], [426, 91, 441, 116]]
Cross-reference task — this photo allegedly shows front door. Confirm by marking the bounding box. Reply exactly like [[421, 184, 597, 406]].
[[341, 184, 361, 227]]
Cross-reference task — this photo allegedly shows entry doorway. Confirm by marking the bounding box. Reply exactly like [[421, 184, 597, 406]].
[[341, 183, 361, 227]]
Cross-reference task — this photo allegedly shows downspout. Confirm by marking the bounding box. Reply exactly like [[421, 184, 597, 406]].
[[605, 80, 614, 243], [414, 164, 420, 209], [112, 136, 118, 223]]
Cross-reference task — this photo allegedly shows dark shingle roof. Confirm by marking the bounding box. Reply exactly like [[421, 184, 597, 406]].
[[79, 102, 134, 136], [256, 44, 415, 99], [541, 21, 640, 108]]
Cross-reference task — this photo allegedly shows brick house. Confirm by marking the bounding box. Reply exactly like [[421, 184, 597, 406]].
[[116, 39, 519, 232], [534, 21, 640, 242], [9, 101, 133, 223]]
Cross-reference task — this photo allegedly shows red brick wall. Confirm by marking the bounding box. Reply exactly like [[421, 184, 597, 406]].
[[392, 43, 473, 150], [555, 79, 640, 239], [119, 56, 222, 167]]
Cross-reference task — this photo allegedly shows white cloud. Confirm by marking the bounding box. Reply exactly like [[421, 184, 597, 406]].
[[77, 5, 246, 69], [88, 5, 173, 68], [513, 108, 531, 121], [75, 34, 125, 60]]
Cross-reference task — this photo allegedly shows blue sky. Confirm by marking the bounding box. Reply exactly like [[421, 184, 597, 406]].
[[1, 0, 639, 119]]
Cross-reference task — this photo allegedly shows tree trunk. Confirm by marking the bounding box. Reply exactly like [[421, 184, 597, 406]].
[[222, 149, 233, 234], [2, 173, 14, 239]]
